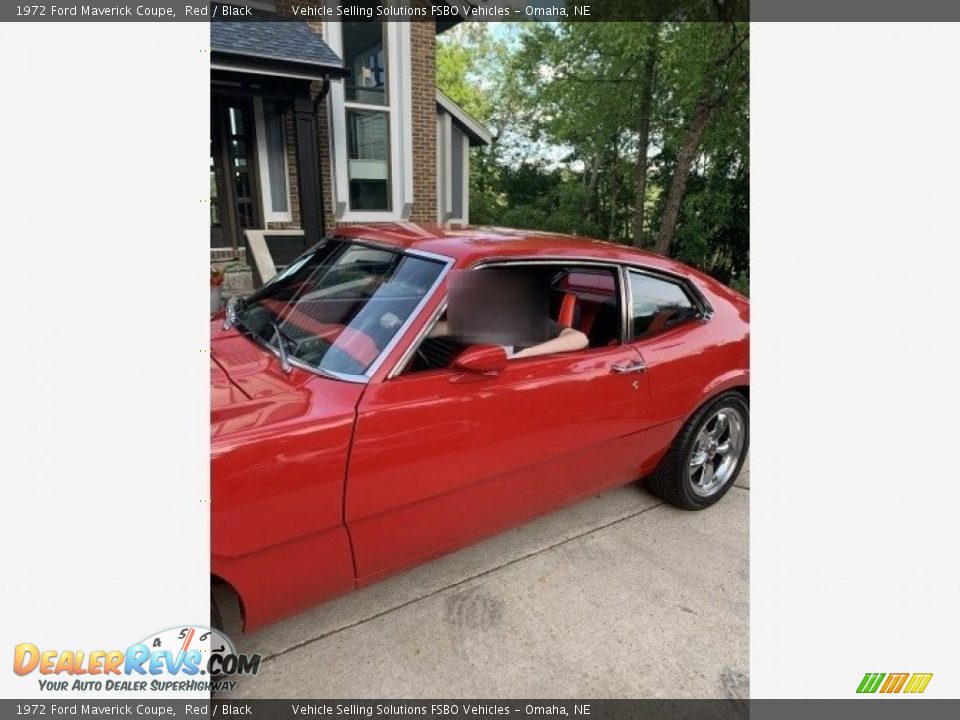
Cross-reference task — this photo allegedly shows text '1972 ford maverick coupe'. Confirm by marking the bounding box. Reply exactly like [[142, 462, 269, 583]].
[[211, 224, 749, 631]]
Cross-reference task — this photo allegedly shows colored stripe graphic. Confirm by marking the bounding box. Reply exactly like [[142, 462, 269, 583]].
[[857, 672, 932, 694], [903, 673, 933, 694], [857, 673, 885, 693], [880, 673, 909, 693]]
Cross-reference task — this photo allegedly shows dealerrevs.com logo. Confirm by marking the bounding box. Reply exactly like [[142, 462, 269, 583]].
[[857, 672, 933, 694], [13, 626, 260, 693]]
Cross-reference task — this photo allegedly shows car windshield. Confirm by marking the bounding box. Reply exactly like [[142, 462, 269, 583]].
[[235, 239, 446, 377]]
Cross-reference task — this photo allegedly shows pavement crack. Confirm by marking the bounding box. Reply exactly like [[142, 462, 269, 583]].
[[258, 498, 667, 665]]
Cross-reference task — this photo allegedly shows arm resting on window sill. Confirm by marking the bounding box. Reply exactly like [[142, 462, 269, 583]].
[[511, 328, 589, 359]]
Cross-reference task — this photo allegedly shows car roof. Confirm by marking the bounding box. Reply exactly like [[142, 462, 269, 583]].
[[332, 223, 696, 276]]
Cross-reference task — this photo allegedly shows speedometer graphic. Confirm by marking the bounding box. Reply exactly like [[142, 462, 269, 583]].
[[137, 625, 237, 677]]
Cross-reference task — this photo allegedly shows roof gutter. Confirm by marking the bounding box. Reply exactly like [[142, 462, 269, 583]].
[[210, 49, 348, 82], [315, 76, 331, 113]]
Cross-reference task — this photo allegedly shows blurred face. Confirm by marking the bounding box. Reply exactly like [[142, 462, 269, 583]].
[[446, 269, 550, 347]]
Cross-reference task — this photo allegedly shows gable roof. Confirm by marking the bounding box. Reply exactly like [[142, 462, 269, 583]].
[[436, 90, 493, 146]]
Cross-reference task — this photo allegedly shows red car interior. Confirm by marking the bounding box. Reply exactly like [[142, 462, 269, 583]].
[[557, 292, 578, 328]]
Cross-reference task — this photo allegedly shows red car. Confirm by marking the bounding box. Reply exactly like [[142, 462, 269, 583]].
[[210, 224, 749, 631]]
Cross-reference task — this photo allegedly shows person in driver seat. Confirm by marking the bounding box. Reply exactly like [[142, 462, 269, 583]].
[[433, 269, 589, 359]]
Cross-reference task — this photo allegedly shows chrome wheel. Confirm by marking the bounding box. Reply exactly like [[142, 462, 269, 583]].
[[687, 407, 745, 497]]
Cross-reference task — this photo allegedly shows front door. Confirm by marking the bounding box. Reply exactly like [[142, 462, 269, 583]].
[[210, 95, 260, 250], [344, 342, 659, 585]]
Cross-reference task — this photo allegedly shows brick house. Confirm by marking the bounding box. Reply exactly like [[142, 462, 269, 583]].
[[210, 3, 492, 289]]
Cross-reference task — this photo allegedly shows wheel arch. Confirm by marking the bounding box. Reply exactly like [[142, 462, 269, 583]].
[[211, 572, 245, 633], [693, 370, 749, 420], [645, 371, 749, 510]]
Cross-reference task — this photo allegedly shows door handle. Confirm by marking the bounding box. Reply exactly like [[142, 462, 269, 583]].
[[611, 360, 647, 374]]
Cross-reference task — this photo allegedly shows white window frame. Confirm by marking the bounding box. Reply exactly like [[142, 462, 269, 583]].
[[325, 19, 414, 222], [437, 112, 469, 225], [452, 124, 469, 224], [253, 97, 293, 224], [435, 113, 445, 222]]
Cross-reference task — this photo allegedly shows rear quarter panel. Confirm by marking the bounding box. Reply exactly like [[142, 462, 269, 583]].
[[629, 272, 749, 464]]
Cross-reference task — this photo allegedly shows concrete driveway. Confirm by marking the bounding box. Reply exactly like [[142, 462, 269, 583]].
[[225, 458, 749, 699]]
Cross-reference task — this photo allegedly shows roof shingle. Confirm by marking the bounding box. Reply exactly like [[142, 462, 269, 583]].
[[211, 16, 345, 71]]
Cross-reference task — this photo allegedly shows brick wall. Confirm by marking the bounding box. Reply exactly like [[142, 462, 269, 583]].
[[409, 17, 438, 224]]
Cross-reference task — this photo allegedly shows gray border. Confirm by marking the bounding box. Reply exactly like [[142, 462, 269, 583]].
[[0, 0, 751, 23], [1, 700, 958, 719], [9, 2, 960, 22]]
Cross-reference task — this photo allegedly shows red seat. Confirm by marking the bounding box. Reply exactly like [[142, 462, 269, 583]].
[[557, 292, 578, 328]]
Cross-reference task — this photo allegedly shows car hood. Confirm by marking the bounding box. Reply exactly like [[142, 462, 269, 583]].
[[210, 316, 366, 440], [211, 318, 313, 436], [211, 324, 307, 399]]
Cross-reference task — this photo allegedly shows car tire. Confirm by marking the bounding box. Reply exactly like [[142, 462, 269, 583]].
[[211, 590, 224, 632], [646, 391, 749, 510]]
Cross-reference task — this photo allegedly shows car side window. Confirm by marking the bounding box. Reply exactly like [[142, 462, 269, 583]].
[[628, 270, 699, 340], [399, 264, 623, 376]]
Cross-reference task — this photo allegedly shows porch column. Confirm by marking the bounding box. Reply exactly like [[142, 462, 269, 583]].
[[293, 96, 323, 242]]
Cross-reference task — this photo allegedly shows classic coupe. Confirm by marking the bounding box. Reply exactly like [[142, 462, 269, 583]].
[[210, 224, 749, 631]]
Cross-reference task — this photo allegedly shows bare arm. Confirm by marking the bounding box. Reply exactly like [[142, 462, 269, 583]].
[[511, 327, 589, 359]]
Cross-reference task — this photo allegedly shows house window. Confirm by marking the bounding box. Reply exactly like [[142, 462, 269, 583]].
[[347, 109, 391, 211], [254, 98, 291, 223], [343, 21, 390, 212], [344, 21, 388, 106], [327, 20, 413, 221]]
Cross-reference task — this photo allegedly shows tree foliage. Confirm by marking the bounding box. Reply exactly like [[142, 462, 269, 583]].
[[436, 21, 749, 293]]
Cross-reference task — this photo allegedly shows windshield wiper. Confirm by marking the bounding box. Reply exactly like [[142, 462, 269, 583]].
[[269, 319, 293, 374]]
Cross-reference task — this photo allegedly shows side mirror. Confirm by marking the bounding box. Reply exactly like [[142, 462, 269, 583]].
[[453, 345, 508, 374]]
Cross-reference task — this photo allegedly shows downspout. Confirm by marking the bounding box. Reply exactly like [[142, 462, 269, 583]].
[[313, 77, 331, 238]]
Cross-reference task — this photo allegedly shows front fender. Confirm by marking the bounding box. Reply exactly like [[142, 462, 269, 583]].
[[211, 375, 364, 630]]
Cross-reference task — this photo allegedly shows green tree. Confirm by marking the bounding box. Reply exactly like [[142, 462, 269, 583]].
[[653, 22, 748, 255], [505, 22, 661, 240], [436, 21, 749, 293]]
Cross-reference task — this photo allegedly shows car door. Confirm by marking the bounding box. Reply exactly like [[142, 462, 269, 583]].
[[344, 265, 660, 585], [624, 268, 722, 447]]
